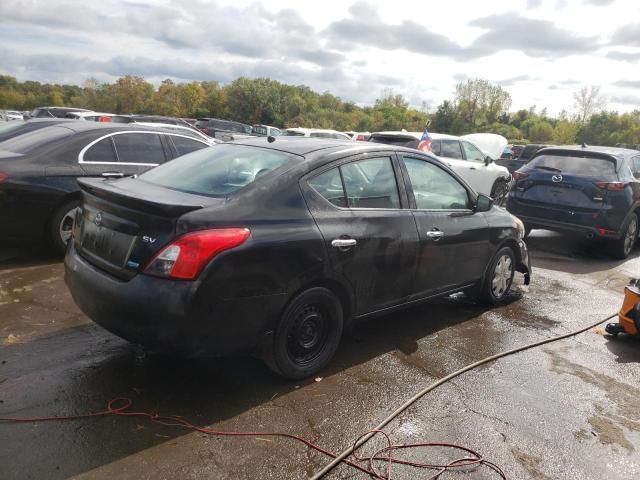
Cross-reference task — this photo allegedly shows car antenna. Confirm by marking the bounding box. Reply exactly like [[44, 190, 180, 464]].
[[267, 135, 276, 143], [581, 142, 589, 148]]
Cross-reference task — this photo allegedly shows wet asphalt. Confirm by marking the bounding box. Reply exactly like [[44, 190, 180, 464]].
[[0, 231, 639, 480]]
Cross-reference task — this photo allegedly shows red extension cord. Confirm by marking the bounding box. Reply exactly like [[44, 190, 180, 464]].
[[0, 397, 506, 479]]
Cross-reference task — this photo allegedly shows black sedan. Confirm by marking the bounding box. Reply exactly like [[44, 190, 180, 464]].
[[0, 122, 211, 253], [64, 138, 531, 379], [507, 145, 640, 258]]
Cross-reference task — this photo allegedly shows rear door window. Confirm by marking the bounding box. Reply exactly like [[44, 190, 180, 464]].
[[341, 157, 400, 209], [308, 168, 346, 207], [440, 140, 463, 159], [83, 137, 117, 163], [528, 154, 616, 175], [112, 133, 165, 164], [170, 135, 208, 156], [431, 139, 441, 156]]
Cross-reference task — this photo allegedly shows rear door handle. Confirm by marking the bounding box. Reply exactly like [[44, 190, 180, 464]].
[[331, 238, 357, 249], [425, 230, 444, 241], [101, 172, 125, 178]]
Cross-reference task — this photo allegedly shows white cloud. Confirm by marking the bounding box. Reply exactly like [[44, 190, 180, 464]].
[[0, 0, 638, 115]]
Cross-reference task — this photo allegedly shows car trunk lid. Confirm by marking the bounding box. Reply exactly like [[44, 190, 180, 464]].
[[75, 177, 223, 280], [511, 152, 619, 226]]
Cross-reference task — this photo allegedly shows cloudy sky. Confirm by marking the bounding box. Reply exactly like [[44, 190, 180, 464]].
[[1, 0, 639, 115]]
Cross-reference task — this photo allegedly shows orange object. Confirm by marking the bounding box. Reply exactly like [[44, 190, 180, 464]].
[[618, 282, 640, 336]]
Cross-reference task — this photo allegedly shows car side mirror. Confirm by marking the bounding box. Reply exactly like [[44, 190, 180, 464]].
[[484, 156, 493, 166], [475, 193, 493, 212]]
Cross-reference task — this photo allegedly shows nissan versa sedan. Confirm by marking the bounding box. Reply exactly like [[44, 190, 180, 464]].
[[0, 122, 211, 254], [507, 145, 640, 259], [64, 138, 531, 379]]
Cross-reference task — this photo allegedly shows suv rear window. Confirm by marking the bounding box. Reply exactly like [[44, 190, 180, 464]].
[[528, 154, 616, 176], [369, 135, 419, 149], [140, 144, 292, 196]]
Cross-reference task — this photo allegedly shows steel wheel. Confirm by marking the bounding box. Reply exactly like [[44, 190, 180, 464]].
[[490, 178, 510, 206], [624, 215, 638, 257], [491, 254, 513, 298], [267, 287, 343, 380]]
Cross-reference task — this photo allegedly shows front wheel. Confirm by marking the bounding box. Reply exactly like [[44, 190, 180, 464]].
[[609, 213, 638, 260], [265, 287, 343, 380], [490, 178, 511, 207], [477, 247, 516, 305]]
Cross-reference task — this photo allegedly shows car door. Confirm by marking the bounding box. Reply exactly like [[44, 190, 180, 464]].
[[398, 154, 491, 298], [460, 140, 493, 194], [303, 154, 419, 315], [438, 139, 473, 183]]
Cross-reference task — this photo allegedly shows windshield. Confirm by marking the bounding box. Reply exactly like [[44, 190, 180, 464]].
[[282, 130, 305, 136], [528, 154, 616, 176], [139, 144, 293, 197]]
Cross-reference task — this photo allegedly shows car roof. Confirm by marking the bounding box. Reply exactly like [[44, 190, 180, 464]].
[[537, 145, 639, 161], [284, 127, 346, 134]]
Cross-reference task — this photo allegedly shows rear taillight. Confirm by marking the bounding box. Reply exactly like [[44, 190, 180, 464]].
[[0, 172, 7, 183], [143, 228, 250, 280], [594, 181, 627, 191], [512, 171, 529, 180], [356, 134, 365, 141], [99, 116, 112, 123]]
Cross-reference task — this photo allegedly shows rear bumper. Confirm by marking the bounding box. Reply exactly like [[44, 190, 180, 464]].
[[64, 243, 287, 355], [507, 197, 624, 240]]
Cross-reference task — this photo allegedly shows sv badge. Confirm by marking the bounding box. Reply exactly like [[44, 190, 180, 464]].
[[142, 235, 157, 244]]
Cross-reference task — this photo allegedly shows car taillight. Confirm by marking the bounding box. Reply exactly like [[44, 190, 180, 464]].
[[99, 116, 112, 122], [0, 172, 7, 183], [143, 228, 251, 280], [512, 171, 529, 180], [594, 181, 627, 191], [356, 134, 365, 141]]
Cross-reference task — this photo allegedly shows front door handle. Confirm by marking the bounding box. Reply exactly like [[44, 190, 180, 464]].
[[331, 238, 357, 249], [101, 172, 125, 178], [425, 230, 444, 241]]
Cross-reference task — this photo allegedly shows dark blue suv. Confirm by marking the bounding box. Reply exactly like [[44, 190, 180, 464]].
[[507, 145, 640, 259]]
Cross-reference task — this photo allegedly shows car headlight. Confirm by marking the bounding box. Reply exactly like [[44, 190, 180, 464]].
[[513, 215, 525, 238]]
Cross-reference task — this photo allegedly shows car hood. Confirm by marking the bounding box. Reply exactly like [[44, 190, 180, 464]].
[[461, 134, 507, 160]]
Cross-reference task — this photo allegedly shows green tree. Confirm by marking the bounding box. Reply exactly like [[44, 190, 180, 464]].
[[553, 121, 579, 144], [112, 75, 153, 114], [529, 121, 554, 143]]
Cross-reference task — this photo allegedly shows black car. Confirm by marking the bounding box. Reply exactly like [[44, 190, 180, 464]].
[[64, 138, 531, 379], [28, 106, 92, 119], [0, 122, 211, 254], [195, 118, 253, 141], [497, 143, 550, 174], [0, 118, 77, 142], [507, 145, 640, 258]]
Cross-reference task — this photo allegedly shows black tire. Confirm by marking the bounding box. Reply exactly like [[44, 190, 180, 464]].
[[266, 287, 343, 380], [49, 200, 79, 256], [477, 246, 516, 305], [490, 178, 510, 206], [609, 213, 638, 260]]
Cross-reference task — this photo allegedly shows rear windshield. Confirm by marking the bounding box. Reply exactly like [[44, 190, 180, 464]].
[[369, 135, 419, 149], [139, 144, 293, 197], [0, 125, 73, 154], [528, 154, 616, 176]]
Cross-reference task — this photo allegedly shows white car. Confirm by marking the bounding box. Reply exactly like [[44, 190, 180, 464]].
[[2, 110, 24, 121], [282, 128, 353, 141], [368, 131, 511, 201], [133, 122, 217, 146]]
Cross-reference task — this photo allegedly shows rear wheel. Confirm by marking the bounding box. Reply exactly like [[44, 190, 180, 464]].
[[490, 178, 510, 206], [49, 200, 79, 256], [609, 213, 638, 260], [266, 287, 343, 380], [477, 246, 516, 305]]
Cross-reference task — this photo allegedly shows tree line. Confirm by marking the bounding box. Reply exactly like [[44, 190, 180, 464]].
[[0, 74, 638, 146]]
